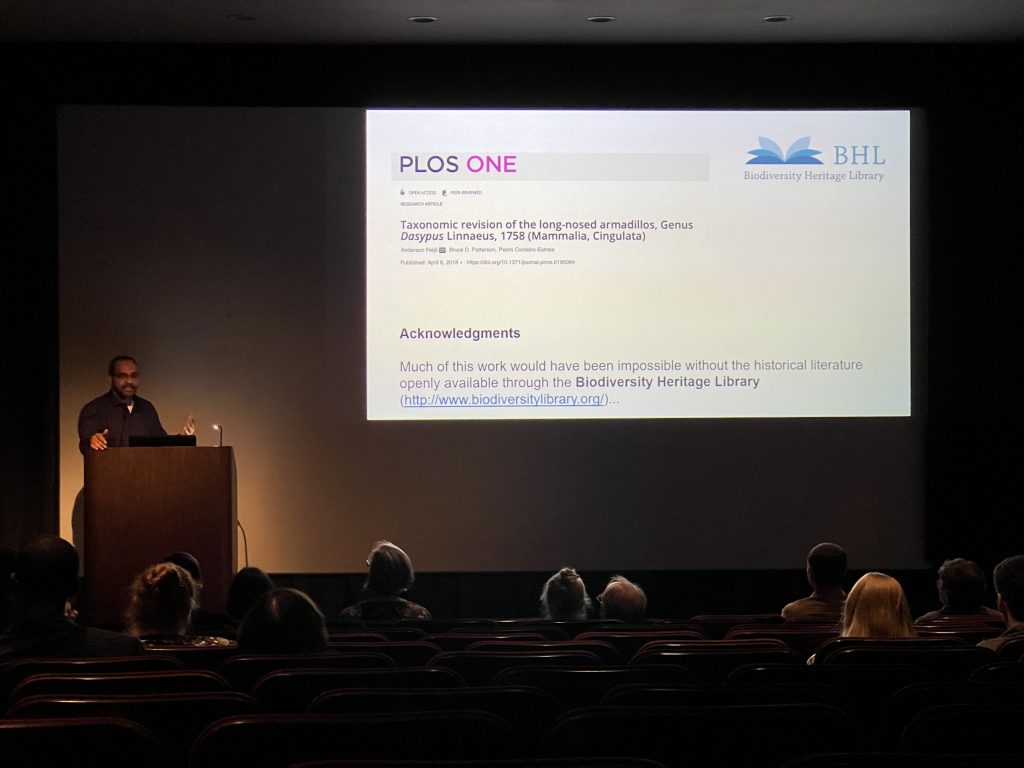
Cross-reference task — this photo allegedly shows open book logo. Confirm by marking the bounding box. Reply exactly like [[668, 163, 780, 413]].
[[746, 136, 823, 165]]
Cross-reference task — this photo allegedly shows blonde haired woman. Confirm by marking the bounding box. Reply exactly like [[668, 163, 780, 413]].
[[842, 571, 916, 638], [808, 571, 914, 663]]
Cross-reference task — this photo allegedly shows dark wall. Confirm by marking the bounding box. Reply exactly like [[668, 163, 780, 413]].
[[277, 568, 942, 622], [2, 43, 1019, 592]]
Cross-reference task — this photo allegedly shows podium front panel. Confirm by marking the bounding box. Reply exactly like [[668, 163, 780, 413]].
[[83, 446, 236, 627]]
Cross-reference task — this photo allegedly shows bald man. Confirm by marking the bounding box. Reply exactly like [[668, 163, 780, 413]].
[[598, 575, 647, 623]]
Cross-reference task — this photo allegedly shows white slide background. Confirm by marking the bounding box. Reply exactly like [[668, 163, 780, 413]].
[[368, 111, 910, 420]]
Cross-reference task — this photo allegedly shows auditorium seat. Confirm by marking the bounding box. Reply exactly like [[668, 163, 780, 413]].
[[542, 704, 856, 768], [634, 638, 791, 654], [574, 630, 706, 661], [449, 625, 570, 640], [324, 632, 390, 643], [287, 759, 670, 768], [780, 753, 1024, 767], [429, 650, 605, 685], [899, 703, 1024, 754], [356, 625, 428, 642], [251, 667, 466, 712], [142, 644, 239, 670], [600, 681, 850, 713], [630, 643, 802, 682], [0, 717, 165, 768], [216, 652, 396, 692], [724, 624, 841, 657], [465, 639, 621, 665], [190, 711, 524, 768], [493, 665, 696, 709], [878, 681, 1024, 750], [823, 645, 997, 680], [389, 618, 496, 633], [726, 663, 934, 732], [323, 640, 444, 666], [307, 685, 562, 748], [911, 614, 1005, 628], [0, 655, 183, 704], [491, 617, 630, 638], [689, 613, 785, 639], [7, 668, 229, 706], [812, 637, 966, 665], [913, 625, 1004, 645], [7, 691, 261, 766], [968, 661, 1024, 682], [424, 632, 549, 651]]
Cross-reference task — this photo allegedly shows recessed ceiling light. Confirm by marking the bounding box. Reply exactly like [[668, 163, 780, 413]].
[[763, 15, 793, 23], [226, 13, 256, 22], [408, 16, 438, 23], [586, 16, 617, 23]]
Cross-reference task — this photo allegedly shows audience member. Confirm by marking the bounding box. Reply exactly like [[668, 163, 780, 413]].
[[841, 572, 915, 638], [125, 562, 234, 647], [540, 567, 591, 620], [163, 551, 202, 582], [978, 555, 1024, 653], [597, 575, 647, 623], [782, 542, 847, 621], [0, 535, 142, 659], [225, 566, 275, 624], [340, 540, 432, 621], [238, 587, 328, 654], [916, 558, 1003, 622], [162, 551, 235, 637]]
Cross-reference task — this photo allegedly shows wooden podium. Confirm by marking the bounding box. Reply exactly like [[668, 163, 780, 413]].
[[82, 447, 236, 627]]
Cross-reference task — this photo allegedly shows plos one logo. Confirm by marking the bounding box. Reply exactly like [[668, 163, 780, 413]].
[[746, 136, 823, 165]]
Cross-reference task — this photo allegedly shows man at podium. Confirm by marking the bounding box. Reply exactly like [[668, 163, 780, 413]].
[[78, 355, 167, 453]]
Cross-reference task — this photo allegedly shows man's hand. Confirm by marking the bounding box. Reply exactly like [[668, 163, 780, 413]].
[[182, 415, 196, 436], [89, 428, 109, 451]]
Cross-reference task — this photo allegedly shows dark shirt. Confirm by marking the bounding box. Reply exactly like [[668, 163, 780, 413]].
[[916, 605, 1004, 623], [0, 615, 144, 660], [977, 623, 1024, 653], [782, 590, 846, 621], [340, 595, 432, 621], [78, 390, 166, 454]]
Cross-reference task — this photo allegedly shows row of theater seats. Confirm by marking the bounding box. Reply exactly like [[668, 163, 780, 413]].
[[330, 613, 1009, 641], [1, 616, 1022, 768], [3, 676, 1024, 766]]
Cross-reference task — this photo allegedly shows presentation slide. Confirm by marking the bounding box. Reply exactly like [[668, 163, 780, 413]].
[[367, 110, 910, 420]]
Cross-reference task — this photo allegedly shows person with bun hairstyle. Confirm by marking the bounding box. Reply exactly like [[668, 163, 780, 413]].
[[125, 562, 234, 647]]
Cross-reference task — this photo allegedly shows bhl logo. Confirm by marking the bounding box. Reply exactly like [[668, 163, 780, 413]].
[[834, 145, 886, 165]]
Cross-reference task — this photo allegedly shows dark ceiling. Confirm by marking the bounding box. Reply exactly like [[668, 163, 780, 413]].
[[4, 0, 1024, 45]]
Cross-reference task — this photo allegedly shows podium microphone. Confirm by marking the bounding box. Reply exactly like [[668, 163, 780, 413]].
[[212, 424, 224, 448]]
